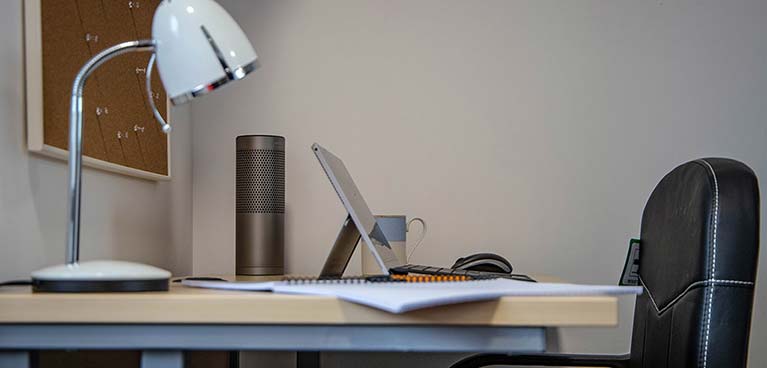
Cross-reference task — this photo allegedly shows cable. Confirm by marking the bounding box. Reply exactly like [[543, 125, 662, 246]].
[[172, 277, 227, 283], [0, 280, 32, 287]]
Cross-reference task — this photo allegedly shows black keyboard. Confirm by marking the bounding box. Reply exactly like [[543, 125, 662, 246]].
[[391, 264, 536, 282]]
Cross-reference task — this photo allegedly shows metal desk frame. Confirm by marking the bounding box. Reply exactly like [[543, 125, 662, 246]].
[[0, 324, 548, 368]]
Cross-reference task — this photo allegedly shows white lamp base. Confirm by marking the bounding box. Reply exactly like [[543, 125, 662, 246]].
[[31, 260, 171, 292]]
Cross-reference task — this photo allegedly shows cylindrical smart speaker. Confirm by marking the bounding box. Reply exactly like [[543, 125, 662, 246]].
[[236, 135, 285, 275]]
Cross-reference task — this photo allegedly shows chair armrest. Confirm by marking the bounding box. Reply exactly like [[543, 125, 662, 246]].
[[450, 353, 631, 368]]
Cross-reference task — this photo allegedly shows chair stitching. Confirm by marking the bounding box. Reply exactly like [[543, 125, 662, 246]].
[[639, 276, 752, 316], [638, 276, 662, 313], [709, 279, 753, 285], [697, 159, 719, 368]]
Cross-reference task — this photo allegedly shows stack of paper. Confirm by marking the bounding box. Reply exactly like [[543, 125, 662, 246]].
[[183, 278, 642, 314]]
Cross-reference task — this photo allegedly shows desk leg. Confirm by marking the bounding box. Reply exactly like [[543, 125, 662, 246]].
[[141, 350, 183, 368], [0, 351, 30, 368], [296, 351, 320, 368], [545, 327, 561, 352], [228, 351, 239, 368]]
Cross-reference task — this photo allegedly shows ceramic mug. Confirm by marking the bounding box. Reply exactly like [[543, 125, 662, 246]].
[[361, 215, 427, 275]]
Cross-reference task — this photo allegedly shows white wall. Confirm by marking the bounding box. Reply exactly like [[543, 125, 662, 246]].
[[190, 1, 767, 366], [0, 0, 194, 281]]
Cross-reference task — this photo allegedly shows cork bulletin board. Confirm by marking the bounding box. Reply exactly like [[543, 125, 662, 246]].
[[24, 0, 171, 180]]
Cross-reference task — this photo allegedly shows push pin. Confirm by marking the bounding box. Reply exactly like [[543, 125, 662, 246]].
[[133, 125, 145, 133], [128, 1, 140, 9], [95, 107, 109, 116], [85, 33, 99, 43], [136, 67, 147, 74]]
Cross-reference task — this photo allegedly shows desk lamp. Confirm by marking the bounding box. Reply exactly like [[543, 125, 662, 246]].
[[30, 0, 258, 292]]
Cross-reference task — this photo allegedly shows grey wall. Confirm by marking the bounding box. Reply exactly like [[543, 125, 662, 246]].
[[0, 0, 194, 280], [190, 0, 767, 366]]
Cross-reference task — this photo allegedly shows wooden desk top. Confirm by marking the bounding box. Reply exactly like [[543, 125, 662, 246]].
[[0, 276, 618, 327]]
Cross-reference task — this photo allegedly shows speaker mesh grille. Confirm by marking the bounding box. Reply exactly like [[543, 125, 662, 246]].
[[236, 149, 285, 214]]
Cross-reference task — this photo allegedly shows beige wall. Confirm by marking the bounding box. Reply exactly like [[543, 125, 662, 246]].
[[190, 0, 767, 366], [0, 0, 194, 281]]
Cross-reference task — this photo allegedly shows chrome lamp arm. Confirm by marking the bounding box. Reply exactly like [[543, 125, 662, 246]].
[[66, 39, 169, 264], [145, 53, 172, 134]]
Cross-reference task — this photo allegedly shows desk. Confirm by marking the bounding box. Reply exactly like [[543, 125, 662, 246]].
[[0, 276, 618, 368]]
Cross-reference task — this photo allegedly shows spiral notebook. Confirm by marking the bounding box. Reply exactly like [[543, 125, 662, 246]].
[[182, 277, 642, 313]]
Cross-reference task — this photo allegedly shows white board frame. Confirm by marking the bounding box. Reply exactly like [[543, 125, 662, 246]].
[[23, 0, 171, 181]]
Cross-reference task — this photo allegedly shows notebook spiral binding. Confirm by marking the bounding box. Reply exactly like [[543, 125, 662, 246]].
[[284, 276, 368, 285], [282, 274, 478, 284]]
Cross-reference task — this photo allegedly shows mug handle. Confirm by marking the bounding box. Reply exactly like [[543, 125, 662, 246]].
[[406, 217, 427, 261]]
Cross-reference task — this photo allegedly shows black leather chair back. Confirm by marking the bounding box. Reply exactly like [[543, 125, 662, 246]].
[[630, 158, 759, 367]]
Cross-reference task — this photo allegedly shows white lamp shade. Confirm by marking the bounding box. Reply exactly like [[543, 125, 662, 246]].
[[152, 0, 258, 105]]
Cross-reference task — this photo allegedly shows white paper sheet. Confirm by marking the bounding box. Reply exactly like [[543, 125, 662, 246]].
[[183, 280, 276, 291], [183, 279, 642, 314]]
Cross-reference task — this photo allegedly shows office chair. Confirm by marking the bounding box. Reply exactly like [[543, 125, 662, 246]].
[[451, 158, 760, 368]]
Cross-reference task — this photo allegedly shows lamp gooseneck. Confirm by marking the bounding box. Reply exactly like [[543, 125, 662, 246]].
[[145, 53, 172, 133], [66, 39, 157, 265]]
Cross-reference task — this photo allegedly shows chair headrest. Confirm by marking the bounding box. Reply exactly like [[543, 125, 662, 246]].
[[639, 158, 759, 311]]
